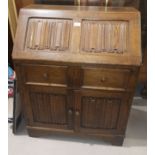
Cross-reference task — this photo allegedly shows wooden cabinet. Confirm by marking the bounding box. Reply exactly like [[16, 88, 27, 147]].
[[12, 5, 141, 145], [19, 64, 138, 134]]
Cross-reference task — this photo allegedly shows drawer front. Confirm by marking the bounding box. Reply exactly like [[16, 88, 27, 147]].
[[83, 67, 130, 89], [23, 65, 67, 85]]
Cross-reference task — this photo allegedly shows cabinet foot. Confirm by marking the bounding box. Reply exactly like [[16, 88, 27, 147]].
[[27, 129, 40, 137], [111, 135, 124, 146], [27, 126, 125, 146], [27, 128, 48, 137]]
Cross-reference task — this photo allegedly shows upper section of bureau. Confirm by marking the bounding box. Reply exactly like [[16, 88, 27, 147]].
[[12, 5, 141, 66]]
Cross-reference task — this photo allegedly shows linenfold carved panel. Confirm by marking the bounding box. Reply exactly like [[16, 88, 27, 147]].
[[25, 18, 72, 51], [81, 96, 121, 129], [80, 20, 128, 53], [30, 92, 67, 124]]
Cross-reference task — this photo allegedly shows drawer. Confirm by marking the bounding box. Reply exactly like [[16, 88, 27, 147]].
[[83, 67, 130, 89], [23, 65, 67, 85]]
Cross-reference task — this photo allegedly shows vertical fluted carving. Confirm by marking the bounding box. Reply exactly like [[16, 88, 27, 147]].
[[30, 92, 67, 125], [81, 96, 121, 129], [81, 20, 128, 53], [26, 18, 72, 51]]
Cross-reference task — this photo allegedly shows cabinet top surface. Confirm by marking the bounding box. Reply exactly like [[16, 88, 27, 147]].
[[13, 5, 141, 66], [24, 4, 138, 12]]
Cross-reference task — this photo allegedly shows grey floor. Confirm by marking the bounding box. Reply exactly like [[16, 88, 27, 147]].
[[8, 98, 147, 155]]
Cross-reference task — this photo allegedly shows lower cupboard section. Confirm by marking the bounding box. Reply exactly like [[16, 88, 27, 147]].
[[24, 85, 131, 145]]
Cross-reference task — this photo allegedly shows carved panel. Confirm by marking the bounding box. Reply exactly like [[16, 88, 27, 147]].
[[81, 96, 121, 129], [80, 20, 128, 53], [30, 92, 67, 124], [25, 18, 72, 51]]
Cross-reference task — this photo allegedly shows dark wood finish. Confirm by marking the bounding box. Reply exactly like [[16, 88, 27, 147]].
[[23, 64, 67, 85], [83, 67, 130, 89], [138, 0, 147, 97], [13, 79, 22, 133], [8, 22, 14, 68], [67, 66, 83, 88], [12, 5, 141, 146], [79, 91, 123, 130]]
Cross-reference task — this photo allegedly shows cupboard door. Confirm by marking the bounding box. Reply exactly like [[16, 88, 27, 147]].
[[81, 97, 120, 129], [74, 90, 129, 134], [24, 85, 74, 130]]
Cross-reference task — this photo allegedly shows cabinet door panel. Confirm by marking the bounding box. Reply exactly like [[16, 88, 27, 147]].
[[30, 92, 67, 124], [75, 90, 128, 133], [25, 85, 73, 130], [81, 96, 121, 130]]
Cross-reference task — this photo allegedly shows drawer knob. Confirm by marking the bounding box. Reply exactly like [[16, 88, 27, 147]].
[[43, 73, 48, 79], [101, 77, 106, 82], [75, 111, 80, 116], [68, 109, 73, 115]]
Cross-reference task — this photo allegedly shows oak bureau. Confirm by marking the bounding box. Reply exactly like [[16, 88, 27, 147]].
[[12, 5, 141, 145]]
